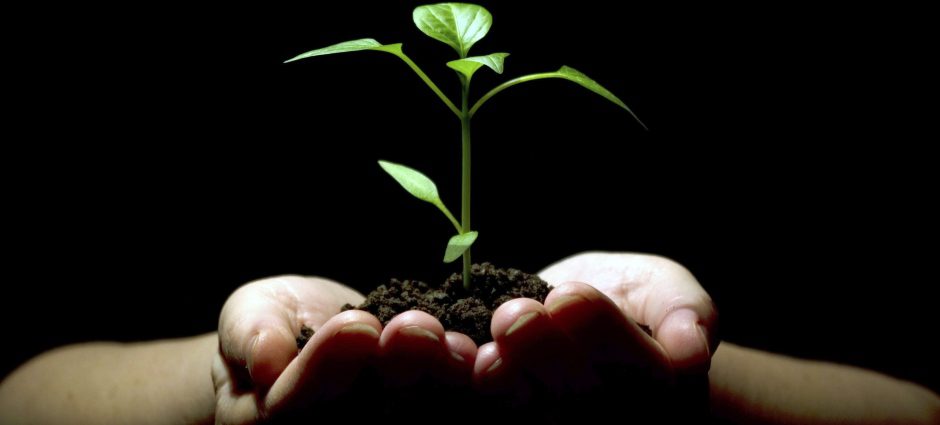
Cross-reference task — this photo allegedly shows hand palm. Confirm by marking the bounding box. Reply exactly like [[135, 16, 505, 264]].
[[213, 275, 477, 424], [470, 252, 717, 405], [540, 252, 717, 373], [212, 276, 373, 424]]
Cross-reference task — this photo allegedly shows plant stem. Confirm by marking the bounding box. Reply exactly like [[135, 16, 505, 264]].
[[460, 78, 472, 290]]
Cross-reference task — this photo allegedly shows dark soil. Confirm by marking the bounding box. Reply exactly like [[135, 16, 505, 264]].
[[342, 262, 550, 345], [295, 325, 314, 349]]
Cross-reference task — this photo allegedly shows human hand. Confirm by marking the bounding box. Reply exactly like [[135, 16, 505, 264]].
[[473, 252, 718, 413], [212, 275, 477, 424]]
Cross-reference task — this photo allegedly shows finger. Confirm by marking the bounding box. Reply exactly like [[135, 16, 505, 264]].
[[445, 331, 478, 364], [490, 298, 583, 394], [544, 281, 671, 378], [265, 310, 381, 413], [540, 252, 718, 374], [378, 310, 450, 387], [474, 342, 532, 400], [443, 331, 477, 385]]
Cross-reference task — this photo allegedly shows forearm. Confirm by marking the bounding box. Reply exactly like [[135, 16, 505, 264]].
[[709, 342, 940, 425], [0, 333, 217, 425]]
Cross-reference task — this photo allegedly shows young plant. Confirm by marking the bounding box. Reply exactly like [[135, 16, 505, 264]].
[[287, 3, 645, 289]]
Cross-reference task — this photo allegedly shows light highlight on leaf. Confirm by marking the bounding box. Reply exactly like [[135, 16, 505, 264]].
[[447, 53, 509, 80], [413, 3, 492, 57]]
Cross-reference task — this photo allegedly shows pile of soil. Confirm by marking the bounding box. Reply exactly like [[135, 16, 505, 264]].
[[343, 262, 550, 345]]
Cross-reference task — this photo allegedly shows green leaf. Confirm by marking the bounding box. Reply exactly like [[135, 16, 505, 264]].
[[554, 66, 647, 129], [444, 231, 478, 263], [379, 160, 463, 233], [378, 160, 441, 204], [284, 38, 400, 63], [413, 3, 492, 57], [285, 39, 460, 116], [556, 67, 626, 112], [470, 66, 648, 129], [447, 53, 509, 80]]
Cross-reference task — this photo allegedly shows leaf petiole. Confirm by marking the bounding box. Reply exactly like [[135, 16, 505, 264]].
[[435, 201, 463, 234], [394, 50, 461, 117]]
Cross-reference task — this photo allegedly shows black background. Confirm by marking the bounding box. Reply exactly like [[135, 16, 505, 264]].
[[4, 2, 937, 394]]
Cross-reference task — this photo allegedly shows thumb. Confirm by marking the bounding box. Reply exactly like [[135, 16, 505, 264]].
[[245, 326, 297, 388], [639, 259, 717, 375], [219, 277, 301, 388], [656, 307, 716, 374]]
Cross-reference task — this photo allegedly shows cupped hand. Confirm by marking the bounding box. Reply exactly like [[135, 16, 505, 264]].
[[212, 275, 476, 424], [474, 252, 718, 404], [211, 253, 717, 422]]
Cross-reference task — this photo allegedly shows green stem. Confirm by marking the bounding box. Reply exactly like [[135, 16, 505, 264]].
[[468, 72, 558, 118], [397, 53, 462, 118], [460, 78, 472, 290]]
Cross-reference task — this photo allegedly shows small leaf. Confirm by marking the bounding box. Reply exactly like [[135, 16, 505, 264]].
[[284, 38, 406, 63], [447, 53, 509, 80], [555, 66, 647, 129], [379, 160, 462, 232], [413, 3, 492, 57], [378, 160, 441, 205], [444, 231, 478, 263]]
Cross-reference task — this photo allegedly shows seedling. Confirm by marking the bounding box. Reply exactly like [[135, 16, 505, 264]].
[[287, 3, 645, 289]]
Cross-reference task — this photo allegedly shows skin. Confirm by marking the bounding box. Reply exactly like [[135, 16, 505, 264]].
[[1, 252, 937, 424]]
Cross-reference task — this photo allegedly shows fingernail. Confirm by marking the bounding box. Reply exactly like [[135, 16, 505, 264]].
[[546, 294, 585, 313], [449, 350, 465, 363], [336, 322, 379, 338], [486, 357, 503, 374], [399, 325, 441, 343], [247, 333, 260, 377], [505, 311, 540, 336], [697, 324, 711, 357]]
